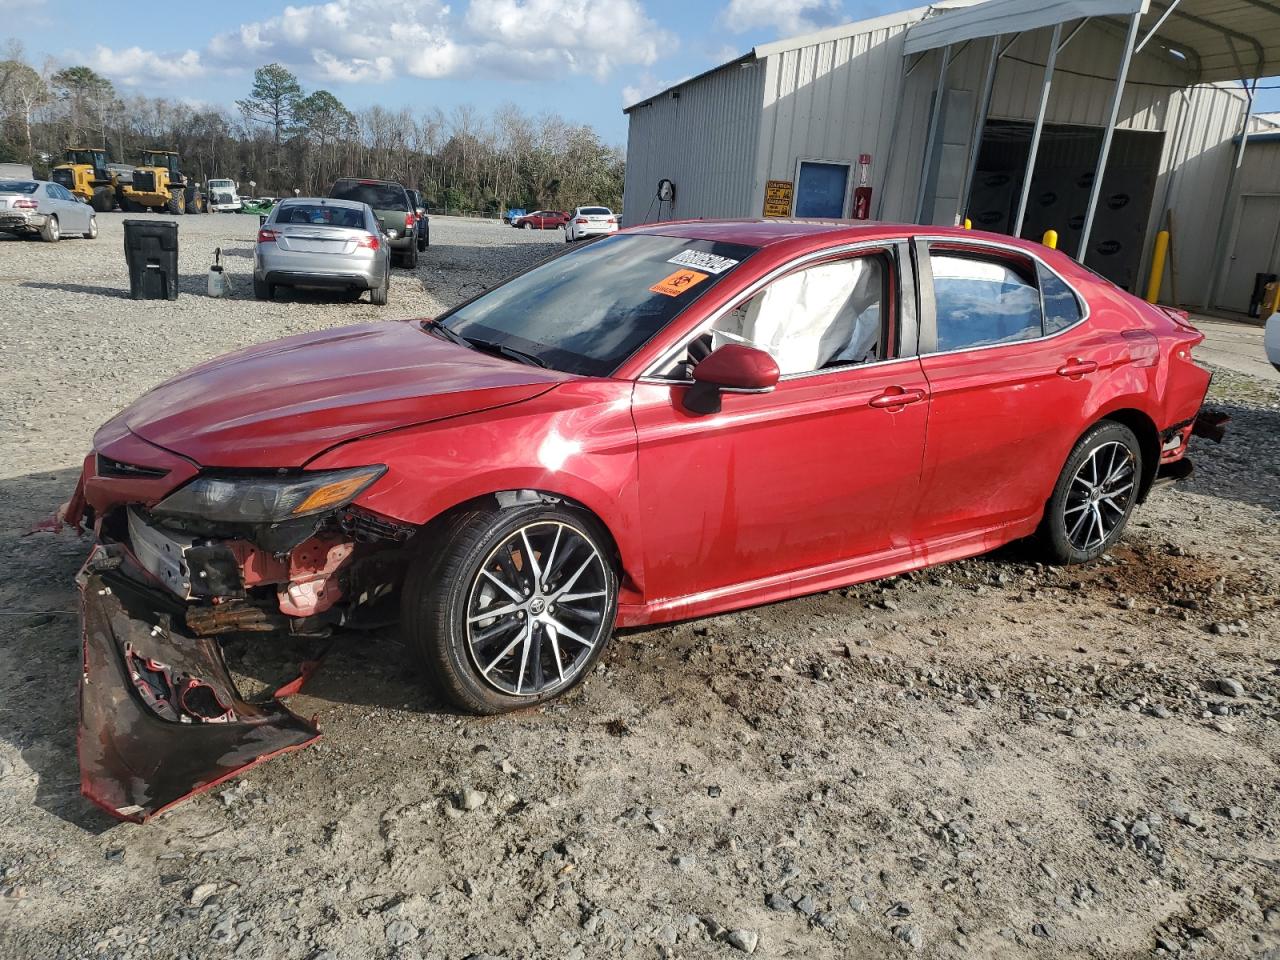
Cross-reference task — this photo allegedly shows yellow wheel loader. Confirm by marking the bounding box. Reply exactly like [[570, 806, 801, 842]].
[[119, 150, 207, 215], [50, 148, 122, 212]]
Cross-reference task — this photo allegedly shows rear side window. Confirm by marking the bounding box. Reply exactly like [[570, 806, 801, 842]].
[[330, 181, 407, 210], [580, 207, 611, 215], [929, 251, 1041, 352], [1038, 262, 1084, 334]]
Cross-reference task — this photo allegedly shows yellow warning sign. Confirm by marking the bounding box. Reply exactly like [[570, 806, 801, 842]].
[[650, 269, 709, 297], [763, 180, 794, 218]]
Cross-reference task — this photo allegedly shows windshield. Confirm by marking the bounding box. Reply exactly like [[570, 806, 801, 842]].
[[0, 180, 38, 194], [331, 181, 407, 210], [208, 179, 234, 189], [439, 233, 756, 377]]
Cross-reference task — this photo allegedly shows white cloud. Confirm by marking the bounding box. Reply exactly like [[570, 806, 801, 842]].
[[84, 0, 670, 93], [85, 45, 208, 85], [466, 0, 672, 79], [721, 0, 844, 37]]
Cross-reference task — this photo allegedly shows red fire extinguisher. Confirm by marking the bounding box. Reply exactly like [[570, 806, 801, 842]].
[[852, 153, 873, 220]]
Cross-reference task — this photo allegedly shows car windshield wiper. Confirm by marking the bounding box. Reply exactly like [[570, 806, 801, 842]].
[[460, 336, 547, 368], [419, 318, 468, 346]]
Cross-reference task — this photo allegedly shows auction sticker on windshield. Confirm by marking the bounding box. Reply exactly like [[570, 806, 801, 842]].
[[668, 250, 740, 275], [650, 269, 709, 297]]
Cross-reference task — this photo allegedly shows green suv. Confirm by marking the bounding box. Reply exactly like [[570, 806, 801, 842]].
[[328, 178, 420, 268]]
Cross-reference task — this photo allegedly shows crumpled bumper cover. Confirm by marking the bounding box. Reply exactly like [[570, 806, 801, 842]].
[[78, 545, 321, 823]]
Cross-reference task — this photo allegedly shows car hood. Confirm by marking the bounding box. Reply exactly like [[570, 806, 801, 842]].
[[116, 321, 570, 468]]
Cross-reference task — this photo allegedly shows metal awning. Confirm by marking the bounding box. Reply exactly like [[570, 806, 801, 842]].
[[903, 0, 1280, 305], [904, 0, 1280, 83]]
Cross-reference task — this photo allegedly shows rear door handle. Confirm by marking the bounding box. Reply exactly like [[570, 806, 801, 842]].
[[869, 387, 927, 409], [1056, 359, 1098, 378]]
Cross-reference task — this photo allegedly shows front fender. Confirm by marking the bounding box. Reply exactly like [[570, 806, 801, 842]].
[[308, 380, 646, 595]]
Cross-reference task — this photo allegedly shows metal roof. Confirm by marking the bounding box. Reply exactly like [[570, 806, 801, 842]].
[[903, 0, 1280, 82]]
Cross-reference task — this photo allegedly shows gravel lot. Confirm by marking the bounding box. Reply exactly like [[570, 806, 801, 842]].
[[1, 212, 1278, 960]]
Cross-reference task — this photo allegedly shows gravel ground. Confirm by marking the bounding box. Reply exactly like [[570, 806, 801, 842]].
[[1, 213, 1278, 960]]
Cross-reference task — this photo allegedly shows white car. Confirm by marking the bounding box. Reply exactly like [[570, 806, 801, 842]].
[[1266, 310, 1280, 372], [565, 205, 619, 243]]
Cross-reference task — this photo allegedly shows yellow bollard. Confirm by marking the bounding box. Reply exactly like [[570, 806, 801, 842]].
[[1146, 229, 1170, 304], [1268, 280, 1280, 316], [963, 218, 972, 230], [1042, 229, 1058, 249]]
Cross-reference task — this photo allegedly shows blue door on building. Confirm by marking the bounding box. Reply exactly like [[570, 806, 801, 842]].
[[795, 161, 850, 218]]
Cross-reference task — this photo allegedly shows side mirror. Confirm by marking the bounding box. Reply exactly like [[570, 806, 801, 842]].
[[683, 344, 779, 414]]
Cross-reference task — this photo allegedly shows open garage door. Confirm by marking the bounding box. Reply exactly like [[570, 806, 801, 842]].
[[966, 119, 1164, 292]]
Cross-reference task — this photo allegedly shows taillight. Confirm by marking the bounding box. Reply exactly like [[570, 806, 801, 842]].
[[257, 227, 277, 243], [607, 218, 616, 224], [358, 233, 380, 250], [12, 199, 37, 209], [575, 218, 588, 224], [405, 213, 415, 228]]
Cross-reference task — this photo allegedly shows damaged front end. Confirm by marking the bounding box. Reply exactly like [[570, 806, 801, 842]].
[[67, 454, 413, 822], [79, 545, 322, 822]]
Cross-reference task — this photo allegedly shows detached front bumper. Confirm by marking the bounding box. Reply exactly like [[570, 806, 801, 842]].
[[77, 544, 321, 823]]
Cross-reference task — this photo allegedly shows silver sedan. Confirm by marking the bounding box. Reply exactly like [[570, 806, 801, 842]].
[[0, 178, 97, 242], [253, 197, 390, 305]]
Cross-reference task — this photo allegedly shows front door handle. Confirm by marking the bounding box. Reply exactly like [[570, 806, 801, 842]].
[[1056, 358, 1098, 378], [869, 387, 927, 409]]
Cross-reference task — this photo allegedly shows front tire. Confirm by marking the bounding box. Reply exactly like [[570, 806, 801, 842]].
[[1040, 421, 1142, 564], [522, 222, 532, 230], [401, 503, 618, 714], [83, 216, 97, 240], [166, 191, 183, 215]]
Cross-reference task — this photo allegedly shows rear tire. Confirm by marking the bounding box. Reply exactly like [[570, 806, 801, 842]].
[[370, 269, 389, 306], [40, 215, 59, 242], [1039, 421, 1142, 565], [253, 275, 273, 300], [401, 503, 618, 714]]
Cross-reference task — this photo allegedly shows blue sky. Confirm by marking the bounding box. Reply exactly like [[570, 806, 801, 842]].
[[6, 0, 1278, 145]]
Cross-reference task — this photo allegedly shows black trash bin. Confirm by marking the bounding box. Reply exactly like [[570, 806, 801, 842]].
[[123, 219, 179, 301]]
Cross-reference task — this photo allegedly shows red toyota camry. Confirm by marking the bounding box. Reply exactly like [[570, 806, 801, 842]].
[[65, 219, 1218, 820]]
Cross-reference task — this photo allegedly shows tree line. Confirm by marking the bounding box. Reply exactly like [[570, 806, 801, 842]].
[[0, 45, 625, 214]]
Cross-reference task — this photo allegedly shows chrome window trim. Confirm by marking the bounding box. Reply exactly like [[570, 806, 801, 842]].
[[916, 235, 1091, 360], [638, 239, 896, 381]]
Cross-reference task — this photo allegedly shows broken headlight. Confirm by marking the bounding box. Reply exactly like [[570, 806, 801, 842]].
[[152, 466, 386, 524]]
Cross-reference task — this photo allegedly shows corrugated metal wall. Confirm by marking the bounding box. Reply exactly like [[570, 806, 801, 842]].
[[621, 60, 765, 227], [753, 19, 917, 217]]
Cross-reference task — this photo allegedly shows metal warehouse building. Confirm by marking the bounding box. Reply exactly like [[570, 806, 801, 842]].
[[622, 0, 1280, 313]]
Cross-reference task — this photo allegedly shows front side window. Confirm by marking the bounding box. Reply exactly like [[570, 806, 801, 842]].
[[440, 233, 755, 377], [659, 254, 889, 378], [930, 251, 1042, 352]]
